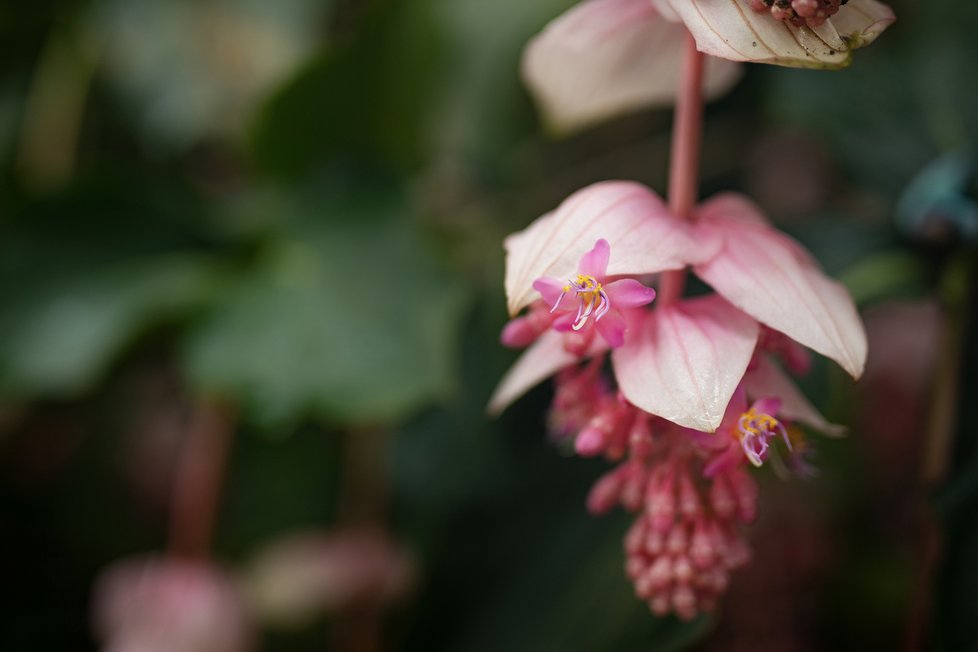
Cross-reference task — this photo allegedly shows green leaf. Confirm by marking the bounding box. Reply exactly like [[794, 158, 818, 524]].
[[87, 0, 330, 151], [0, 174, 223, 397], [249, 0, 443, 175], [0, 255, 220, 397], [182, 179, 467, 428]]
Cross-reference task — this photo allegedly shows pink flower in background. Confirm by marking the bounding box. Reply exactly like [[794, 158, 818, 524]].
[[240, 528, 415, 628], [92, 556, 253, 652]]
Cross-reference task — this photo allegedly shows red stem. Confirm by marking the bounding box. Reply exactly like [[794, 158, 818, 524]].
[[658, 32, 705, 307], [168, 400, 235, 558]]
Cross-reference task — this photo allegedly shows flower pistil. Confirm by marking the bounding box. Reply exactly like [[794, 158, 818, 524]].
[[553, 274, 611, 330], [736, 405, 789, 467]]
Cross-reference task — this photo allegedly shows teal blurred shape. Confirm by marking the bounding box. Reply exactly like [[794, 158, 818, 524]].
[[182, 177, 467, 429], [896, 150, 977, 245]]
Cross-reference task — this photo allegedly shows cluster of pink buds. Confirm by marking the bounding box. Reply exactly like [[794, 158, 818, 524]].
[[558, 363, 777, 620], [746, 0, 850, 28]]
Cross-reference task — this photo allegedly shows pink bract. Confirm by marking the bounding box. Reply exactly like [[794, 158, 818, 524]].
[[651, 0, 895, 69], [520, 0, 742, 134]]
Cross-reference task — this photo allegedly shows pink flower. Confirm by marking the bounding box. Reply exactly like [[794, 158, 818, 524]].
[[91, 555, 253, 652], [490, 181, 866, 433], [503, 239, 656, 351]]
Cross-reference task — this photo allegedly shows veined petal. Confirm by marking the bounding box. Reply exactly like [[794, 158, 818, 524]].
[[693, 193, 867, 380], [487, 330, 607, 416], [520, 0, 742, 134], [604, 279, 657, 308], [505, 181, 702, 316], [612, 294, 759, 432], [744, 355, 846, 436], [662, 0, 894, 69]]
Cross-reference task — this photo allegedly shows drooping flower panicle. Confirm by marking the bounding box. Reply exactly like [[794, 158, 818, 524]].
[[492, 180, 863, 620], [497, 0, 888, 622]]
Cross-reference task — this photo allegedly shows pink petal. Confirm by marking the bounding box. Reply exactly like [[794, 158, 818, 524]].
[[552, 311, 577, 333], [604, 279, 656, 308], [661, 0, 894, 69], [487, 330, 608, 416], [505, 181, 705, 315], [521, 0, 742, 134], [743, 355, 846, 437], [578, 238, 610, 277], [532, 277, 567, 310], [596, 310, 627, 348], [693, 193, 867, 380], [749, 397, 782, 417], [612, 295, 759, 432]]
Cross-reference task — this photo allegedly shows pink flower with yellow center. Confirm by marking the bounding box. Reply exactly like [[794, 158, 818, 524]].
[[529, 238, 657, 348]]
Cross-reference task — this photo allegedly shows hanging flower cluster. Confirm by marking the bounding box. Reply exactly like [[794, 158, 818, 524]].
[[497, 0, 892, 624], [489, 183, 862, 619]]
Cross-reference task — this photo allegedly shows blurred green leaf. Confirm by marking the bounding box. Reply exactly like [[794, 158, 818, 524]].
[[0, 174, 222, 397], [183, 178, 467, 428], [87, 0, 330, 151], [839, 251, 929, 305], [0, 255, 220, 397], [250, 0, 443, 176]]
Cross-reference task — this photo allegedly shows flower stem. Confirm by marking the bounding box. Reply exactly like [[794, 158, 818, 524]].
[[659, 31, 705, 307], [168, 400, 235, 558]]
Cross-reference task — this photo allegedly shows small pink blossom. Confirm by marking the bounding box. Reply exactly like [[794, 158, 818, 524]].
[[531, 238, 656, 349]]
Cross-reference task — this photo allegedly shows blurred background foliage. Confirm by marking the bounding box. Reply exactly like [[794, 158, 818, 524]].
[[0, 0, 976, 649]]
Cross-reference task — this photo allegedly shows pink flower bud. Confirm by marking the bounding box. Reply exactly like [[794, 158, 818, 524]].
[[575, 426, 606, 457], [677, 470, 702, 520], [673, 555, 694, 584], [672, 584, 697, 621], [708, 475, 736, 520], [587, 467, 624, 515], [690, 519, 715, 569], [666, 522, 689, 556], [649, 593, 671, 617], [646, 468, 676, 532]]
